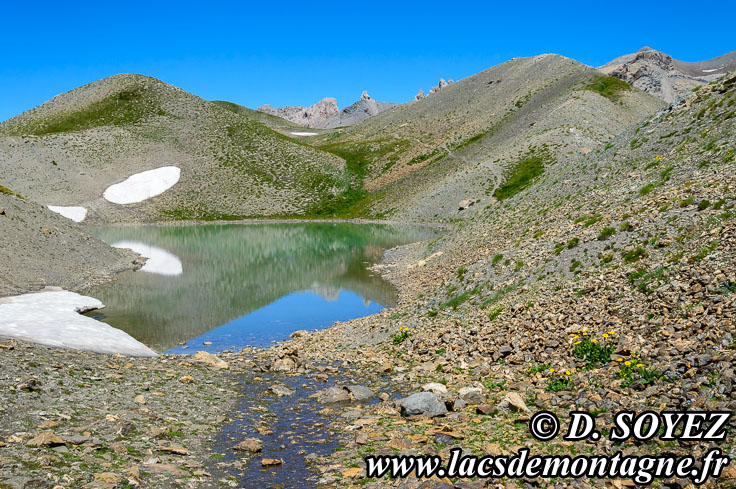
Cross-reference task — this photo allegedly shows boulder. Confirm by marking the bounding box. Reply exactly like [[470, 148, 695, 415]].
[[458, 386, 485, 405], [26, 432, 65, 447], [269, 384, 294, 397], [317, 386, 350, 404], [192, 351, 229, 369], [272, 356, 298, 372], [346, 385, 374, 401], [399, 392, 448, 417], [498, 392, 531, 414], [422, 382, 448, 394], [233, 437, 262, 453]]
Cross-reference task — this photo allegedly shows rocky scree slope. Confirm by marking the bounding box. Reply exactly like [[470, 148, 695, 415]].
[[270, 73, 736, 488], [0, 74, 347, 223], [599, 46, 736, 103], [309, 54, 664, 220], [0, 189, 137, 296]]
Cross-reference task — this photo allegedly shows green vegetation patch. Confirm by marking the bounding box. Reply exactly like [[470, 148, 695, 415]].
[[0, 185, 23, 199], [303, 138, 410, 217], [493, 149, 552, 201], [8, 86, 156, 136], [583, 75, 632, 102], [440, 287, 480, 310]]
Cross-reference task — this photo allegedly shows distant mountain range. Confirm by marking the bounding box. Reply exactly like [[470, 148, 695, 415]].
[[257, 91, 397, 129], [599, 46, 736, 103], [257, 48, 736, 131]]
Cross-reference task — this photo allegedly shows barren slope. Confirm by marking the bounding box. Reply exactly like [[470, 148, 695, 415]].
[[310, 54, 665, 220], [0, 189, 137, 295]]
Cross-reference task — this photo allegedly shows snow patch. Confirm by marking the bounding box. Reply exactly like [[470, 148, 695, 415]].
[[113, 241, 183, 276], [289, 132, 319, 136], [702, 69, 719, 73], [103, 166, 181, 205], [0, 289, 157, 357], [47, 205, 87, 222]]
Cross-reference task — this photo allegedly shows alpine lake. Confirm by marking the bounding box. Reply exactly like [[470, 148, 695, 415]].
[[83, 222, 438, 354]]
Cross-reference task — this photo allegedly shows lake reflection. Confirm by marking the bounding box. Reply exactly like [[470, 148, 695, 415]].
[[84, 223, 436, 352]]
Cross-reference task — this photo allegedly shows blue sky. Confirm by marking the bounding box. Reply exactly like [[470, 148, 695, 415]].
[[1, 0, 734, 122]]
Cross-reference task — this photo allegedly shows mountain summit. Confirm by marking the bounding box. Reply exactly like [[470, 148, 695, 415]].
[[599, 46, 736, 103], [257, 92, 396, 128]]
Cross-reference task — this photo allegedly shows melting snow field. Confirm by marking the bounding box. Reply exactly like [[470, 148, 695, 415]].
[[0, 289, 157, 357], [113, 241, 183, 276], [47, 205, 87, 222], [103, 166, 181, 204], [290, 132, 319, 136]]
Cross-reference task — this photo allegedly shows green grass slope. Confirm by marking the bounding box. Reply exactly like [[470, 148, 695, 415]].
[[0, 74, 347, 223]]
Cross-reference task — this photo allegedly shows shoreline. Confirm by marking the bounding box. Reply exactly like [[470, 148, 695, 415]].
[[82, 216, 453, 230]]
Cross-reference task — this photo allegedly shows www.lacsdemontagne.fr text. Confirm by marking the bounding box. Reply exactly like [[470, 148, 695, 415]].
[[365, 447, 731, 485]]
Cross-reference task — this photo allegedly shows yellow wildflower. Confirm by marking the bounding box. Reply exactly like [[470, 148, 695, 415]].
[[573, 341, 581, 345], [624, 361, 631, 366], [616, 358, 623, 362], [565, 370, 571, 376], [549, 368, 555, 373], [608, 330, 615, 335], [602, 333, 609, 339], [636, 364, 645, 368], [591, 338, 597, 343]]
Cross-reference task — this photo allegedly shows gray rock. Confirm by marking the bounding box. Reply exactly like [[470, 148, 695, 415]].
[[399, 392, 448, 417], [317, 386, 350, 404], [422, 382, 448, 394], [458, 386, 485, 405], [346, 385, 374, 401], [269, 384, 294, 397]]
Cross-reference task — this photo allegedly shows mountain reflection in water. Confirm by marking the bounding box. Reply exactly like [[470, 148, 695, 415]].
[[84, 222, 437, 352]]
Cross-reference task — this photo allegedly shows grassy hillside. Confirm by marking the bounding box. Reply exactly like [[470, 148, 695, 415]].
[[0, 74, 347, 223], [308, 54, 665, 219]]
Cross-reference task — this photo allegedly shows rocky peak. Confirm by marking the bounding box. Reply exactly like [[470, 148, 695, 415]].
[[415, 88, 425, 101], [257, 97, 338, 127], [427, 78, 454, 96], [360, 90, 371, 101], [599, 48, 736, 103]]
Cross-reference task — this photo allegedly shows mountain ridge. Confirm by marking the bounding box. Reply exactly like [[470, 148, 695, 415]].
[[599, 46, 736, 103]]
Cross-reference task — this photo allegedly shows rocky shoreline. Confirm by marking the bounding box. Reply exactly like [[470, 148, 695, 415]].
[[3, 227, 735, 488]]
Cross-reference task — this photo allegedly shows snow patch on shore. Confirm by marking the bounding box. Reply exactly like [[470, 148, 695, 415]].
[[0, 289, 158, 357], [290, 132, 319, 136], [113, 241, 183, 276], [103, 166, 181, 204], [47, 205, 87, 222]]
